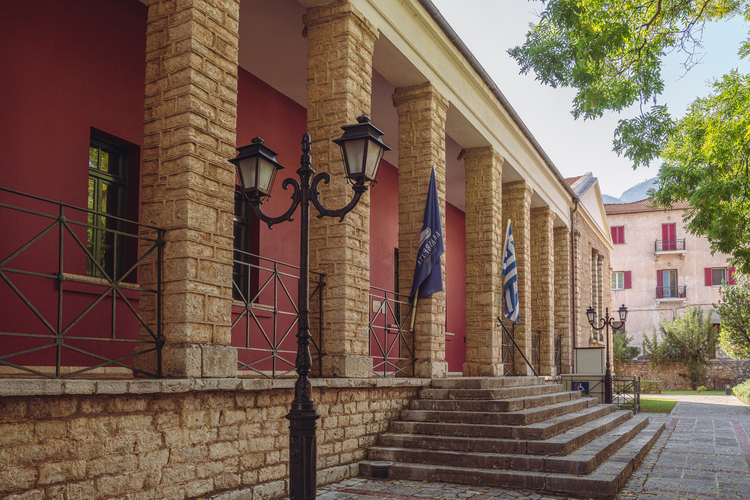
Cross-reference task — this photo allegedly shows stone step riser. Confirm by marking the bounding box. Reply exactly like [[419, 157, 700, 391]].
[[362, 422, 665, 499], [420, 384, 562, 401], [543, 416, 650, 474], [411, 391, 577, 412], [402, 399, 594, 426], [380, 411, 632, 456], [369, 416, 648, 474], [430, 377, 547, 389], [390, 405, 615, 440]]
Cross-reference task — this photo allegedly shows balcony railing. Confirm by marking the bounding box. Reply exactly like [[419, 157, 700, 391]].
[[369, 287, 415, 377], [655, 239, 686, 252], [231, 249, 324, 378], [656, 285, 687, 299], [0, 187, 164, 378]]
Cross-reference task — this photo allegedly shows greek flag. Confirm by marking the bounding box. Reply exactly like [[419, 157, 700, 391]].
[[502, 219, 519, 323], [410, 167, 445, 300]]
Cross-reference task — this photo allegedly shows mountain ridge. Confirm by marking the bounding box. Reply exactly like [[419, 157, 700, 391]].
[[603, 176, 658, 204]]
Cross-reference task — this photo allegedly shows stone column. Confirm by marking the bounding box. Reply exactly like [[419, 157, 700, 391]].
[[139, 0, 240, 377], [531, 207, 555, 376], [554, 226, 571, 374], [463, 147, 504, 377], [304, 0, 378, 378], [393, 83, 449, 379], [501, 181, 533, 376]]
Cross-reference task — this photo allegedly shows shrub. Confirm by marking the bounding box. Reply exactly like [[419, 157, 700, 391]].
[[733, 378, 750, 404], [696, 386, 706, 394], [614, 331, 640, 366], [642, 380, 663, 394], [647, 308, 719, 389]]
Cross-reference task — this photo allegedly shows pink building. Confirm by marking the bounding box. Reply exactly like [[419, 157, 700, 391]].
[[605, 199, 736, 349]]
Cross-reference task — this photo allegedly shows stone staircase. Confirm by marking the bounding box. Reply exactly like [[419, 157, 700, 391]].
[[361, 377, 664, 498]]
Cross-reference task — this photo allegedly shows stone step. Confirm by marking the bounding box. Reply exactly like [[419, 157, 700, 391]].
[[361, 421, 665, 499], [391, 403, 615, 440], [401, 397, 597, 426], [379, 410, 632, 456], [369, 414, 650, 474], [411, 390, 579, 413], [420, 383, 562, 401], [430, 376, 548, 389]]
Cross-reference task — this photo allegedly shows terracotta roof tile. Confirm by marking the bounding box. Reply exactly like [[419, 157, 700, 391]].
[[565, 176, 581, 186], [604, 198, 691, 215]]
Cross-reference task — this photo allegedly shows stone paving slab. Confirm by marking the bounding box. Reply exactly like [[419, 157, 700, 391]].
[[311, 395, 749, 500]]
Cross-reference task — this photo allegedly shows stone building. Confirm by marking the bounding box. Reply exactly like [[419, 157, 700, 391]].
[[567, 174, 614, 368], [0, 1, 616, 498], [605, 199, 735, 348]]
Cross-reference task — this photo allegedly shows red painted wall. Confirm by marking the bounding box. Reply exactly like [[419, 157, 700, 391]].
[[445, 203, 466, 373], [369, 162, 399, 292], [0, 0, 148, 369]]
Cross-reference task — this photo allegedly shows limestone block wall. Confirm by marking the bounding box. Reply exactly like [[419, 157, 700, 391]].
[[0, 379, 422, 500], [573, 211, 612, 353], [616, 360, 750, 390]]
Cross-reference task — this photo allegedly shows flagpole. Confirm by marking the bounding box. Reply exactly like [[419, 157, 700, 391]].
[[410, 287, 419, 332]]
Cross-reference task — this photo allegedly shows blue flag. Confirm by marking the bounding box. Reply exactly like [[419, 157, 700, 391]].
[[502, 219, 519, 323], [410, 167, 444, 299]]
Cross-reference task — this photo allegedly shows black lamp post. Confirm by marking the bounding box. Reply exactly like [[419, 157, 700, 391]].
[[230, 114, 390, 500], [586, 304, 628, 404]]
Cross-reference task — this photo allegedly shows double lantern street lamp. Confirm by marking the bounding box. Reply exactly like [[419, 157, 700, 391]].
[[586, 304, 628, 405], [230, 115, 390, 500]]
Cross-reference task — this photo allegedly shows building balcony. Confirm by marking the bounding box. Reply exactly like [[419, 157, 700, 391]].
[[655, 285, 687, 303], [654, 239, 687, 258]]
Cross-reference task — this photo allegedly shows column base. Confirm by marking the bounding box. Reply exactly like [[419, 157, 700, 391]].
[[162, 344, 237, 378], [415, 360, 448, 379], [462, 362, 504, 377], [322, 355, 373, 378]]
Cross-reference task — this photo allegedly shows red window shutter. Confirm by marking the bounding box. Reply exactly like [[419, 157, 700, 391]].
[[729, 267, 736, 285], [611, 227, 616, 242], [656, 271, 663, 298], [705, 268, 712, 286], [624, 271, 632, 289]]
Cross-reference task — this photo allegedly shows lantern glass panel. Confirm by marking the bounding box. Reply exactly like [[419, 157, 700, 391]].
[[365, 138, 385, 180], [238, 157, 258, 191], [342, 138, 367, 179], [258, 156, 277, 195], [586, 308, 596, 324]]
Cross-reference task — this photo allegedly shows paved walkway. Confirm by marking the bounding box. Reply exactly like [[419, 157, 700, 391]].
[[314, 395, 750, 500]]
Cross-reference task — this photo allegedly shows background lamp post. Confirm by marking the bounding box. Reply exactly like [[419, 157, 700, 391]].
[[230, 114, 390, 500], [586, 304, 628, 404]]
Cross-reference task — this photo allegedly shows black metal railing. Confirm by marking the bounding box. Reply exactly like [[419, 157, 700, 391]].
[[655, 239, 686, 252], [369, 287, 415, 377], [567, 376, 640, 413], [0, 186, 164, 378], [656, 285, 687, 299], [613, 376, 640, 413], [531, 328, 541, 375], [498, 318, 538, 377], [231, 249, 324, 378], [554, 333, 562, 376]]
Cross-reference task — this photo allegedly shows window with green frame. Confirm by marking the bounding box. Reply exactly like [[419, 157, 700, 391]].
[[87, 138, 127, 279]]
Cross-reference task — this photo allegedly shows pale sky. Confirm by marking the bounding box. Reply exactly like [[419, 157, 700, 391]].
[[432, 0, 749, 198]]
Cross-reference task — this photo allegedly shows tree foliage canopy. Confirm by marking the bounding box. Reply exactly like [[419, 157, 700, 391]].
[[715, 273, 750, 358], [509, 0, 750, 271]]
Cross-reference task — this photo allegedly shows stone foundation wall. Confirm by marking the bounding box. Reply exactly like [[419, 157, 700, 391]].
[[0, 378, 423, 500], [616, 360, 750, 390]]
